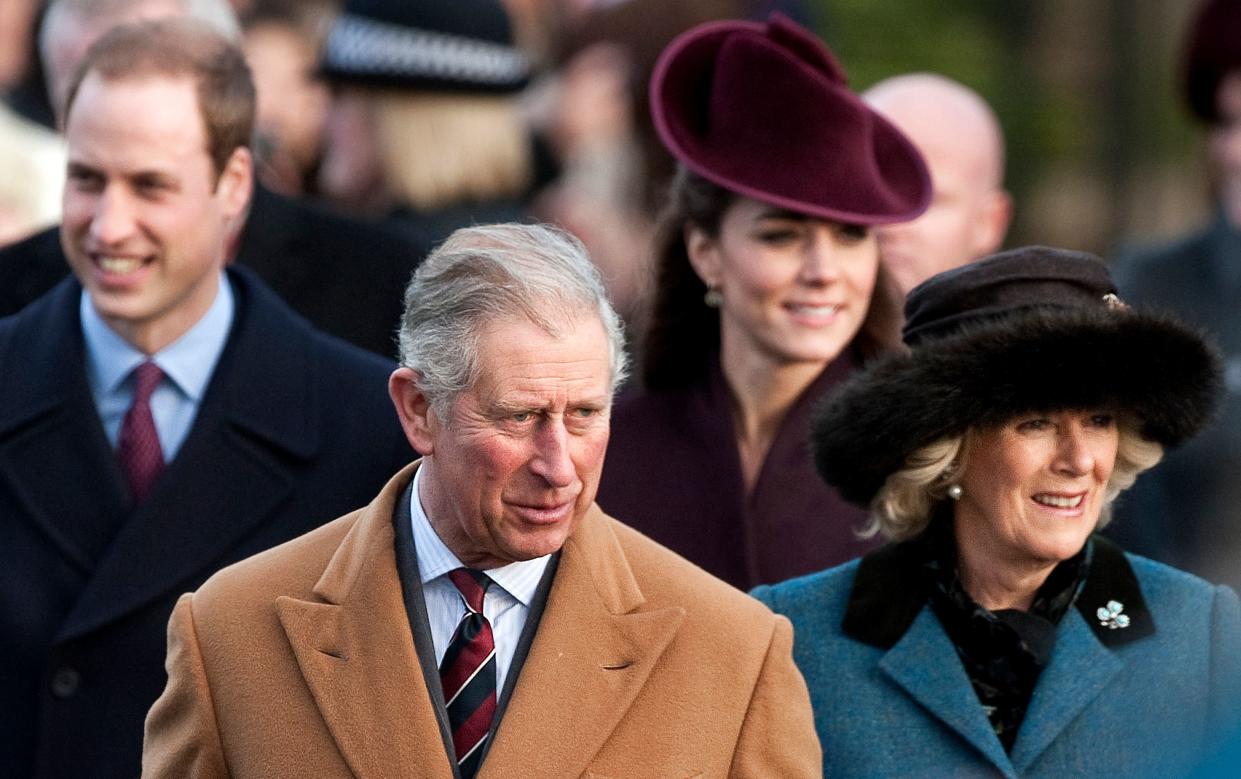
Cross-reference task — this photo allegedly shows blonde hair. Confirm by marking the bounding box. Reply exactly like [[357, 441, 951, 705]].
[[867, 418, 1164, 542], [371, 91, 531, 212], [868, 436, 965, 541]]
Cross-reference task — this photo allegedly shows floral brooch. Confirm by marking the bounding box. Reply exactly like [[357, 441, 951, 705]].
[[1097, 600, 1130, 630]]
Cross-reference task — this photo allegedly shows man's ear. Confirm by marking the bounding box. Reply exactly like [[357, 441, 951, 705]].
[[389, 367, 438, 455], [216, 146, 253, 221], [972, 188, 1013, 258]]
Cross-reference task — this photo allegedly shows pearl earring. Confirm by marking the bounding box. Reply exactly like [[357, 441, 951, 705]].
[[947, 484, 963, 500], [704, 287, 723, 308]]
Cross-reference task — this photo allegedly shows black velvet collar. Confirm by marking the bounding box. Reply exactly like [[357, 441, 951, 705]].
[[843, 530, 1155, 650]]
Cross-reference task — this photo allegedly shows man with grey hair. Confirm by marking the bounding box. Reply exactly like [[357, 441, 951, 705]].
[[144, 223, 821, 778], [40, 0, 241, 119], [862, 73, 1013, 348]]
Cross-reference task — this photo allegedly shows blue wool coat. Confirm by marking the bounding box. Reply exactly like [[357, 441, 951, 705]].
[[753, 537, 1241, 778]]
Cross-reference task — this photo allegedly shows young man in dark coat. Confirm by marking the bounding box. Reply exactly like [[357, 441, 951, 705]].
[[0, 20, 411, 778], [0, 0, 431, 359]]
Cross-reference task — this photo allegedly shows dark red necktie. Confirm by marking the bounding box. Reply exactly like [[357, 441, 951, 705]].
[[440, 568, 497, 778], [116, 361, 165, 504]]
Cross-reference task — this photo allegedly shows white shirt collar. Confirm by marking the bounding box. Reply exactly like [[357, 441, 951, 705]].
[[409, 463, 551, 607]]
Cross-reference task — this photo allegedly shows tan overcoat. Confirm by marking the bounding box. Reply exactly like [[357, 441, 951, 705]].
[[142, 464, 821, 777]]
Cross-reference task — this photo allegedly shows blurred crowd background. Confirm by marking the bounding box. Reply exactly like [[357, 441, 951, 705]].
[[0, 0, 1219, 274], [820, 1, 1214, 255]]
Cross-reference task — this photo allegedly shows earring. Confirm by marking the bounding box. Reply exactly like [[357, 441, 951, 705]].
[[947, 484, 963, 500], [704, 287, 723, 308]]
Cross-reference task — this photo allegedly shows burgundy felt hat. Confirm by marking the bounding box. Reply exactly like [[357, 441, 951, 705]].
[[1183, 0, 1241, 123], [650, 13, 931, 225]]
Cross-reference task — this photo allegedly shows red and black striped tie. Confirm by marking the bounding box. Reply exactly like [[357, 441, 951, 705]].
[[440, 568, 497, 778]]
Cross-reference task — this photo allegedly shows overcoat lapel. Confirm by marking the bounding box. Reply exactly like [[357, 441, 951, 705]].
[[277, 466, 455, 779], [59, 270, 321, 641], [481, 507, 685, 777], [390, 475, 457, 775], [1011, 538, 1152, 771], [389, 475, 562, 775], [0, 394, 128, 571], [879, 607, 1017, 778], [1010, 609, 1122, 772], [0, 281, 130, 573]]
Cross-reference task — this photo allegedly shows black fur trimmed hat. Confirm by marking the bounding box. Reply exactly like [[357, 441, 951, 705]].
[[811, 246, 1223, 507]]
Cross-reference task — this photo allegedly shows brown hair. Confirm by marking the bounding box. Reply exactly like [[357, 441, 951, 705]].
[[641, 167, 734, 389], [63, 17, 255, 182], [641, 165, 885, 389]]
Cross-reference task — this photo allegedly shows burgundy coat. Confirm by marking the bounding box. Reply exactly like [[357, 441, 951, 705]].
[[598, 352, 878, 590]]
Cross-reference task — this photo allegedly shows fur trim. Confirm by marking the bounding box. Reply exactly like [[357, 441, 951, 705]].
[[811, 306, 1222, 507]]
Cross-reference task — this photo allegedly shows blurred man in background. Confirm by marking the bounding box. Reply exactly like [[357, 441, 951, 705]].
[[1107, 0, 1241, 589], [39, 0, 241, 120], [861, 72, 1012, 349], [240, 0, 335, 197]]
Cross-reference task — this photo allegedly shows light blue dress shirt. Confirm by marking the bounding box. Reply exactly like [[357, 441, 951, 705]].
[[81, 273, 234, 461], [410, 464, 551, 696]]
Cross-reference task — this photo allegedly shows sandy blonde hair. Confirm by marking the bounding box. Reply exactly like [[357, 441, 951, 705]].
[[866, 418, 1164, 541], [371, 91, 531, 212]]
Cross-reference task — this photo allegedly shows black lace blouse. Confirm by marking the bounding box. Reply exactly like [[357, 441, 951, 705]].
[[921, 517, 1091, 752]]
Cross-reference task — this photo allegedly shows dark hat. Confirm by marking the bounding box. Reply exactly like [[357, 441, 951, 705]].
[[1183, 0, 1241, 123], [319, 0, 529, 94], [811, 246, 1222, 507], [649, 13, 931, 225]]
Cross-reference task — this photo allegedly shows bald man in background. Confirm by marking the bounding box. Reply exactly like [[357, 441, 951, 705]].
[[861, 73, 1012, 348]]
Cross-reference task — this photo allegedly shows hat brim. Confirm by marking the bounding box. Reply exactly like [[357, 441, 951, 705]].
[[811, 307, 1222, 506], [317, 13, 530, 94], [650, 19, 931, 225]]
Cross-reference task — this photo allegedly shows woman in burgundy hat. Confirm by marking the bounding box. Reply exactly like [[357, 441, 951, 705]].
[[595, 14, 931, 590]]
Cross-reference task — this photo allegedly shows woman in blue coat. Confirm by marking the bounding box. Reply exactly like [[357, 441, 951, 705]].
[[753, 246, 1241, 778]]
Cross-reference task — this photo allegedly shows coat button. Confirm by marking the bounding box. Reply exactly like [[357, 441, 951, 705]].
[[50, 668, 81, 699]]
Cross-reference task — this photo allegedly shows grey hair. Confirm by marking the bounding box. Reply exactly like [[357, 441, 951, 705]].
[[41, 0, 241, 107], [42, 0, 241, 46], [866, 419, 1164, 542], [40, 0, 239, 117], [397, 223, 628, 417]]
